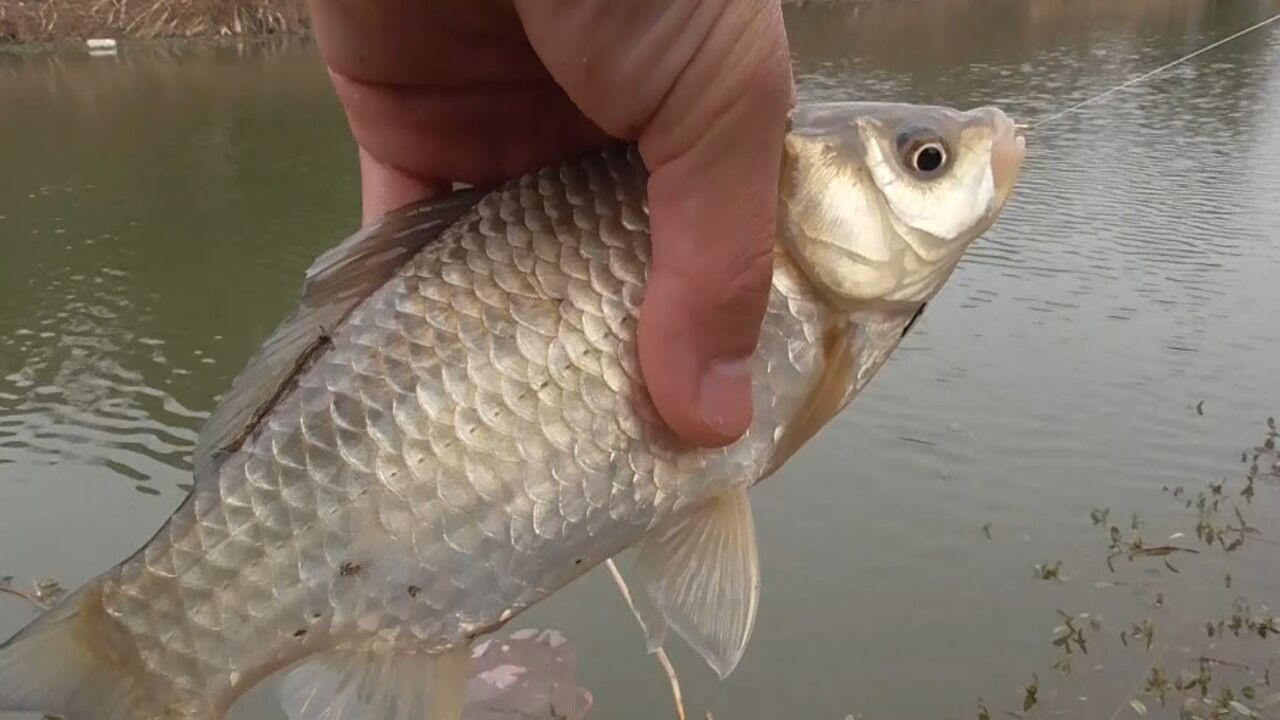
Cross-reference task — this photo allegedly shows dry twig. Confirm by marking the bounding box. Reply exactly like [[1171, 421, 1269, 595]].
[[604, 558, 687, 720]]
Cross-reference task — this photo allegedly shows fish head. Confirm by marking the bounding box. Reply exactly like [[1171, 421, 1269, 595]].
[[778, 101, 1025, 310], [758, 103, 1025, 474]]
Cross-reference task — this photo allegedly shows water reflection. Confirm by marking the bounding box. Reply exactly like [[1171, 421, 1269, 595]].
[[0, 248, 203, 479], [0, 40, 361, 492]]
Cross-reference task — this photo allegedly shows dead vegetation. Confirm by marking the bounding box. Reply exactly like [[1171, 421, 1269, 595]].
[[0, 0, 310, 45]]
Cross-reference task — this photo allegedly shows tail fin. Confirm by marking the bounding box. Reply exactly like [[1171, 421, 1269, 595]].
[[0, 581, 152, 720]]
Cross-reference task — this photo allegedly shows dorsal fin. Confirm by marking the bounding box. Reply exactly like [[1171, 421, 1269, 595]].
[[192, 188, 487, 482]]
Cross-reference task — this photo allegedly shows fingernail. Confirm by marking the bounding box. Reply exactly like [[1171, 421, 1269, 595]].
[[698, 357, 754, 442]]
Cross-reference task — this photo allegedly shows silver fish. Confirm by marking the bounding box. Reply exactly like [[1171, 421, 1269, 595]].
[[0, 101, 1024, 720]]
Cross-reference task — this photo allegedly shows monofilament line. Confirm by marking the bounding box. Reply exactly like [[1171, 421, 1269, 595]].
[[1031, 9, 1280, 129]]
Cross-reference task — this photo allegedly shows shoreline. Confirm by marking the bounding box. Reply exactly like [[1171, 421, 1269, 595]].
[[0, 31, 311, 56]]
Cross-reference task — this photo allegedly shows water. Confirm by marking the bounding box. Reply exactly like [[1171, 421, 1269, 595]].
[[2, 1, 1279, 717]]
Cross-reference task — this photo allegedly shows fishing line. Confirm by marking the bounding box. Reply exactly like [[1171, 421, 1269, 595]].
[[1028, 9, 1280, 129]]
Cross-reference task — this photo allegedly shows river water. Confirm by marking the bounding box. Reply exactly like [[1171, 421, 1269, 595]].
[[2, 1, 1279, 718]]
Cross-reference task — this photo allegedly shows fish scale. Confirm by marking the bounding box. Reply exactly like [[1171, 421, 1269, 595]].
[[90, 145, 825, 716]]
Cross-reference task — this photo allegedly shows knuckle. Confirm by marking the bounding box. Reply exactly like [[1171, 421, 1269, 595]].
[[723, 4, 793, 108]]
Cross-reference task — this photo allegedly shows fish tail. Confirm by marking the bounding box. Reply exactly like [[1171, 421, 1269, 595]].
[[0, 579, 160, 720]]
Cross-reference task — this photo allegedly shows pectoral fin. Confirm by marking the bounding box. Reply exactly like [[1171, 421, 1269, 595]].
[[762, 321, 857, 479], [280, 642, 470, 720], [633, 487, 760, 679]]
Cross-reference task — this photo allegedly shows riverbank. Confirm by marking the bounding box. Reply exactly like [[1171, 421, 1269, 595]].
[[0, 0, 309, 46]]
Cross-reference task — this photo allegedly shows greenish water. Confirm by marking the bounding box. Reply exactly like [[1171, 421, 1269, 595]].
[[2, 1, 1280, 718]]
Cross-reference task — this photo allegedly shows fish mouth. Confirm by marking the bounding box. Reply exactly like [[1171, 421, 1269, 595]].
[[991, 114, 1026, 206]]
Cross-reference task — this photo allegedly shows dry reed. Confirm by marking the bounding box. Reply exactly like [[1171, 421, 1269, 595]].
[[0, 0, 309, 45]]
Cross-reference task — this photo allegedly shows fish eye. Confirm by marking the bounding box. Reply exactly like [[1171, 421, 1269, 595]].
[[896, 129, 950, 178], [912, 143, 946, 173]]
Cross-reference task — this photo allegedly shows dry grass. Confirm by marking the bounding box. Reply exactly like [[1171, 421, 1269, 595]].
[[0, 0, 310, 44]]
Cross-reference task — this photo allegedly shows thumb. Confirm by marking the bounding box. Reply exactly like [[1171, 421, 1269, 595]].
[[637, 7, 793, 447], [514, 0, 793, 447]]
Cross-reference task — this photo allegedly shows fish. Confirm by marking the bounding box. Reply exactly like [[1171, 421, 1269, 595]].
[[0, 100, 1024, 720]]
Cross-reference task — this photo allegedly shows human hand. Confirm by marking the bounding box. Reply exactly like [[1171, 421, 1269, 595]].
[[306, 0, 794, 448]]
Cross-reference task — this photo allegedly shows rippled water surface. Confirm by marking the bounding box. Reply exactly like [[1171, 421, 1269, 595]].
[[2, 1, 1279, 718]]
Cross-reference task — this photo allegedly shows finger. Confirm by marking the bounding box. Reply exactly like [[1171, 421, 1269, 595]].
[[326, 70, 609, 189], [516, 0, 793, 446], [357, 147, 451, 224], [308, 0, 609, 218], [639, 18, 793, 447], [306, 0, 538, 87], [640, 84, 788, 447]]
